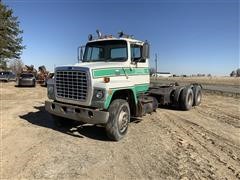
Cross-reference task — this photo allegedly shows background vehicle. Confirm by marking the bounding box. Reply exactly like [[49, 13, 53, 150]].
[[37, 65, 49, 86], [42, 72, 54, 87], [17, 73, 36, 87], [20, 65, 50, 86], [0, 71, 16, 82], [45, 31, 202, 141]]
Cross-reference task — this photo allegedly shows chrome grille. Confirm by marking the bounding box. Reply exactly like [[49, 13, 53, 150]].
[[55, 71, 88, 101]]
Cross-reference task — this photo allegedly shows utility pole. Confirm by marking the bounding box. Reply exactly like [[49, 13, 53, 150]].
[[155, 53, 158, 76]]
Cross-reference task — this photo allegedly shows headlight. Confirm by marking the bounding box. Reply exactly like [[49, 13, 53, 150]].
[[47, 84, 55, 100], [95, 90, 104, 100], [91, 88, 106, 108]]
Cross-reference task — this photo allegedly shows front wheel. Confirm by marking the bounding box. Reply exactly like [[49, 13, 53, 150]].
[[105, 99, 130, 141]]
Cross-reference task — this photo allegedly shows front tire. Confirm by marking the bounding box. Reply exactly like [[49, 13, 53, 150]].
[[106, 99, 130, 141], [179, 87, 194, 110]]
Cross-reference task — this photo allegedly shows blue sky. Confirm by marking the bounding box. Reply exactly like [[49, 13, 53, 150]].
[[4, 0, 239, 75]]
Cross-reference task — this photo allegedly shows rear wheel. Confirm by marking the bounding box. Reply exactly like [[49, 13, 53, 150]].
[[193, 85, 202, 106], [179, 87, 194, 110], [16, 80, 20, 87], [32, 80, 36, 87], [105, 99, 130, 141]]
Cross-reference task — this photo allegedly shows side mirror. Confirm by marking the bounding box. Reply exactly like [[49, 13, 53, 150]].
[[142, 42, 150, 59], [77, 46, 85, 63]]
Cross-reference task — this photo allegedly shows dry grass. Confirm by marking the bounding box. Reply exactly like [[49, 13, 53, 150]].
[[151, 77, 240, 86]]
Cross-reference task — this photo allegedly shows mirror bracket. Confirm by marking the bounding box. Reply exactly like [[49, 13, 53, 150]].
[[77, 45, 85, 63], [142, 41, 150, 59]]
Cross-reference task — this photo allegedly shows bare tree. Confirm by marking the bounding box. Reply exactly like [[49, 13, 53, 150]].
[[230, 70, 236, 77], [9, 59, 24, 75]]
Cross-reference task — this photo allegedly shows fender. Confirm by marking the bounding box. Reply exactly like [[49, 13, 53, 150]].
[[173, 86, 185, 103], [104, 88, 138, 110]]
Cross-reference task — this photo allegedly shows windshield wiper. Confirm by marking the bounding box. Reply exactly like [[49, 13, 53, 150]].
[[104, 58, 112, 62], [105, 57, 126, 62], [82, 59, 93, 62]]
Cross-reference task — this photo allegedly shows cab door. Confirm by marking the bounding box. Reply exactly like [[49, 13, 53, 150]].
[[129, 44, 150, 93]]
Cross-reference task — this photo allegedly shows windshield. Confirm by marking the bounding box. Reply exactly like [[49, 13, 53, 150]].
[[20, 74, 34, 78], [83, 40, 127, 62]]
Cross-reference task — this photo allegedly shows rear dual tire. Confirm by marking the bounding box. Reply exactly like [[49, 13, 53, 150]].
[[193, 85, 202, 106], [180, 87, 194, 110], [179, 86, 202, 110]]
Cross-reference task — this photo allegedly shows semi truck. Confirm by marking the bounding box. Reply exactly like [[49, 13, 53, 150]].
[[45, 31, 202, 141]]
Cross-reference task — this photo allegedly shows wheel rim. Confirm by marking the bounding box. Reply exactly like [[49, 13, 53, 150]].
[[118, 106, 129, 133], [187, 92, 193, 106], [197, 92, 201, 103]]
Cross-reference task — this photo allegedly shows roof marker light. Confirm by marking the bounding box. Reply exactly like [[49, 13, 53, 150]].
[[88, 34, 93, 41]]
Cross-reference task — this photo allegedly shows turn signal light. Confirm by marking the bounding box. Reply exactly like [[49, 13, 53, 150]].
[[104, 77, 110, 83]]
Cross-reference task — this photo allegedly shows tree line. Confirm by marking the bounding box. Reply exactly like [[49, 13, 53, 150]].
[[230, 68, 240, 77], [150, 67, 240, 77]]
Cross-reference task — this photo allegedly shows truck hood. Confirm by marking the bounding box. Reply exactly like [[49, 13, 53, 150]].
[[58, 62, 129, 71]]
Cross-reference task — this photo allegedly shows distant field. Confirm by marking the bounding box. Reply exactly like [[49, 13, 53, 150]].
[[151, 77, 240, 86], [151, 77, 240, 96]]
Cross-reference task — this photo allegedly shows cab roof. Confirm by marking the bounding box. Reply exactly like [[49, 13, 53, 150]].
[[88, 37, 144, 44]]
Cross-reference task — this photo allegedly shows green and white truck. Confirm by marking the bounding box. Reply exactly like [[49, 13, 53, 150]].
[[45, 31, 202, 141]]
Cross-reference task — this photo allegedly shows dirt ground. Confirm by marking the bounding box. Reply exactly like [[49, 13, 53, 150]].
[[1, 82, 240, 179]]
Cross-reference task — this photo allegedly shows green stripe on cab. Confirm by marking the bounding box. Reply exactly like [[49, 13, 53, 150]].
[[92, 67, 149, 78], [104, 83, 149, 109]]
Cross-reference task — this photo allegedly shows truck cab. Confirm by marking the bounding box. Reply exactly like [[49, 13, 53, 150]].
[[45, 31, 202, 141]]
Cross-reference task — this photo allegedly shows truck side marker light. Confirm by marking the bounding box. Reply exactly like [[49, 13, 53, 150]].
[[108, 89, 113, 95]]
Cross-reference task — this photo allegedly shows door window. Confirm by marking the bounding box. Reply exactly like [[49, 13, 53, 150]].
[[131, 45, 145, 62]]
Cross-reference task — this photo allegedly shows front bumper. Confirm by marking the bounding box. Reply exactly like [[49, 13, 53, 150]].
[[45, 101, 109, 124], [0, 77, 8, 81], [19, 79, 34, 86]]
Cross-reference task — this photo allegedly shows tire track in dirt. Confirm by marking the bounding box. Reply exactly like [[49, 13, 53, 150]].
[[149, 112, 217, 179], [126, 115, 180, 179], [162, 110, 240, 179], [181, 112, 240, 150], [145, 114, 183, 179], [197, 104, 240, 128]]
